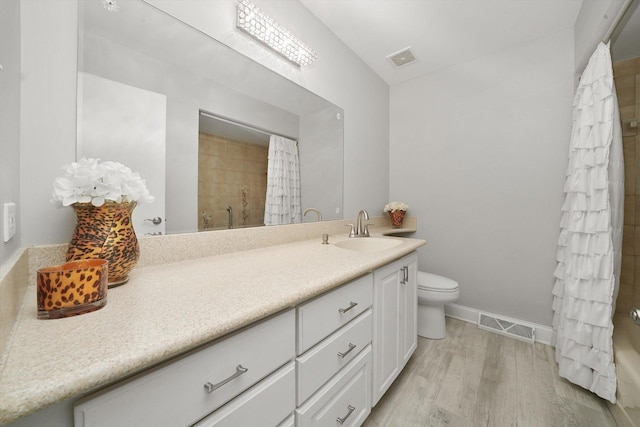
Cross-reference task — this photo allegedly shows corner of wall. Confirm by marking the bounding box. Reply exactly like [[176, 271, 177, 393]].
[[0, 0, 22, 268]]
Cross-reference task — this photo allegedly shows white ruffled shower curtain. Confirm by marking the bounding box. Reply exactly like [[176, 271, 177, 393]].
[[264, 135, 302, 226], [553, 42, 623, 403]]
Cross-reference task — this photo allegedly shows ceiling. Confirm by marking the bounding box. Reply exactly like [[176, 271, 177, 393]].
[[203, 0, 640, 143], [199, 113, 270, 146], [299, 0, 584, 86]]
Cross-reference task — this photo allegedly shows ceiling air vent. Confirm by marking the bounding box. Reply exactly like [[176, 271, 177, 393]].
[[386, 47, 417, 68]]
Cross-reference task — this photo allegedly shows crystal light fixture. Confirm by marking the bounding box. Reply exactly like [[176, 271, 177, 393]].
[[237, 0, 318, 66]]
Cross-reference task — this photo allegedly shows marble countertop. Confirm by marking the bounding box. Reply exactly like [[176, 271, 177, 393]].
[[0, 233, 425, 425]]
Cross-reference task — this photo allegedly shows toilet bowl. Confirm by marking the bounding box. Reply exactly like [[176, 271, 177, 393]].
[[417, 271, 460, 339]]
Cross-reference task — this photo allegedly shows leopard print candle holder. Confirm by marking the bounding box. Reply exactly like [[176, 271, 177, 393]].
[[37, 259, 108, 319]]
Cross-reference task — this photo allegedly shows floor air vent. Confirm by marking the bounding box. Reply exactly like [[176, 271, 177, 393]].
[[478, 312, 535, 344]]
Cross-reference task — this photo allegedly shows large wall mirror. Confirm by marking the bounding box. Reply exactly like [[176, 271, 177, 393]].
[[77, 0, 344, 236]]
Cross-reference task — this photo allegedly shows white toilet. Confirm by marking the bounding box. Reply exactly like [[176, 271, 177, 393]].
[[417, 271, 460, 339]]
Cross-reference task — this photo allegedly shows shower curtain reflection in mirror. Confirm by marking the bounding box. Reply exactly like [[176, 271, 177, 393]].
[[197, 117, 302, 229], [198, 123, 269, 231], [264, 135, 302, 226]]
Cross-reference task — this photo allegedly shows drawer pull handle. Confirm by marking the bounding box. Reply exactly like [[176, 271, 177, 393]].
[[204, 364, 248, 394], [400, 266, 409, 284], [336, 404, 356, 425], [338, 301, 358, 314], [337, 343, 357, 359]]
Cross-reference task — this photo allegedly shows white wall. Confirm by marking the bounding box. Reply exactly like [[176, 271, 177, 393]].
[[299, 106, 344, 221], [19, 0, 78, 248], [81, 32, 299, 234], [389, 29, 575, 326], [147, 0, 390, 220], [12, 0, 389, 254], [0, 0, 22, 266]]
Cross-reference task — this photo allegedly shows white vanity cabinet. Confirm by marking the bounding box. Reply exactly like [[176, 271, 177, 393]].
[[73, 310, 295, 427], [6, 246, 426, 427], [372, 252, 418, 405], [295, 274, 374, 427]]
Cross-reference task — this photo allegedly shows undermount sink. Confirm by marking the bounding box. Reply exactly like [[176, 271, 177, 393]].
[[334, 237, 403, 252]]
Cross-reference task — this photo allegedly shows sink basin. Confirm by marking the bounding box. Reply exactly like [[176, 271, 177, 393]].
[[334, 237, 403, 252]]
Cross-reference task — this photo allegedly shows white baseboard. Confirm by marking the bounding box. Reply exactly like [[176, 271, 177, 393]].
[[444, 303, 554, 346]]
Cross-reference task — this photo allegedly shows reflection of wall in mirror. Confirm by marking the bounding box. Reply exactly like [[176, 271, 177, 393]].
[[300, 106, 344, 222], [198, 132, 268, 230], [81, 28, 299, 235], [77, 72, 167, 237]]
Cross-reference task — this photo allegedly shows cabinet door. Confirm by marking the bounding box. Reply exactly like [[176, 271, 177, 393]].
[[400, 253, 418, 367], [372, 252, 418, 406], [372, 259, 402, 405]]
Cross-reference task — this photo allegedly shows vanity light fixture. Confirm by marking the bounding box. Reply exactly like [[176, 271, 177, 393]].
[[236, 0, 317, 66]]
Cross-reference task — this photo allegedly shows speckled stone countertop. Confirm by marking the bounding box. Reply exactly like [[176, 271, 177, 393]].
[[0, 228, 425, 425]]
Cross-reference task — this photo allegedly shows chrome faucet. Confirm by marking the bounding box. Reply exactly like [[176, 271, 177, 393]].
[[356, 209, 371, 237], [345, 209, 373, 237], [303, 208, 323, 222]]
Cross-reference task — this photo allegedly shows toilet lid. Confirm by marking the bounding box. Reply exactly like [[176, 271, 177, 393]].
[[417, 271, 459, 292]]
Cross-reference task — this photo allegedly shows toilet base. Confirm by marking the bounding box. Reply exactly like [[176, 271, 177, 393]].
[[418, 303, 447, 339]]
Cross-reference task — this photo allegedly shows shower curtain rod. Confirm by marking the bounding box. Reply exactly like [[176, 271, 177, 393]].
[[603, 0, 635, 43], [199, 111, 297, 142]]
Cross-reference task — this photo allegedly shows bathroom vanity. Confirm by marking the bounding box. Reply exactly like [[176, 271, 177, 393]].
[[0, 220, 424, 427]]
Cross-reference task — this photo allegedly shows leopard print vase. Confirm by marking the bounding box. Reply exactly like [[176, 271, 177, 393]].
[[66, 202, 140, 287]]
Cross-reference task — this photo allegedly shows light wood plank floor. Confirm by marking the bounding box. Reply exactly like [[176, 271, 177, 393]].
[[363, 318, 617, 427]]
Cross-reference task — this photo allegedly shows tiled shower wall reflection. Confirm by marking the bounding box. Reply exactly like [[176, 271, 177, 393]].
[[198, 132, 268, 230], [614, 58, 640, 315]]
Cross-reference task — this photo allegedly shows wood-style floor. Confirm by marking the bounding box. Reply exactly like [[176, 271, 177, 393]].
[[363, 317, 617, 427]]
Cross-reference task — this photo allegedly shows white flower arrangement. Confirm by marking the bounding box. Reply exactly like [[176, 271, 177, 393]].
[[51, 158, 154, 207], [384, 201, 409, 212]]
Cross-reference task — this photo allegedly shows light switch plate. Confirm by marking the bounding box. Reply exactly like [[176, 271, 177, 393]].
[[3, 202, 16, 243]]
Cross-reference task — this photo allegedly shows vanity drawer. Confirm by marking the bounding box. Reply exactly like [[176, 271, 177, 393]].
[[296, 344, 372, 427], [193, 361, 295, 427], [74, 309, 294, 427], [297, 309, 372, 404], [297, 274, 373, 354]]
